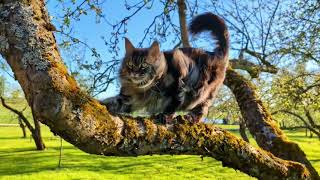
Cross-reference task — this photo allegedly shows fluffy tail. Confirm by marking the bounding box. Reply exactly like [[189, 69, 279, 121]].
[[189, 13, 229, 57]]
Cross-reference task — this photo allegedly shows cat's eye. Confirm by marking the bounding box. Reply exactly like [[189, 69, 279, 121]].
[[141, 63, 148, 68], [127, 61, 133, 68]]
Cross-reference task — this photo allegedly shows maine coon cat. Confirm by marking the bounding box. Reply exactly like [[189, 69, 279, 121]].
[[102, 13, 229, 123]]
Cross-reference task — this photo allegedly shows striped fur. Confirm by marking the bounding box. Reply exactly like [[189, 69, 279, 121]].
[[102, 13, 229, 123]]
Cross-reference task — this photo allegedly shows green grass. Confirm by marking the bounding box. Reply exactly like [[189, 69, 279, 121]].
[[0, 125, 319, 180]]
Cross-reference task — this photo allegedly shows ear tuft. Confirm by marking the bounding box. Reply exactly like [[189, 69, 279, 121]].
[[149, 41, 160, 57], [125, 37, 135, 55]]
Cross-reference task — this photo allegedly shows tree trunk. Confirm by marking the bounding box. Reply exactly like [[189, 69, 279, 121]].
[[282, 121, 286, 129], [224, 69, 319, 179], [310, 132, 313, 138], [32, 112, 46, 150], [177, 0, 190, 47], [18, 117, 27, 138], [239, 118, 249, 143], [304, 109, 320, 140], [0, 1, 318, 179], [32, 125, 45, 150]]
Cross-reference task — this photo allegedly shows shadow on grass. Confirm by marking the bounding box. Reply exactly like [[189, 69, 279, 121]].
[[310, 159, 320, 163], [0, 147, 205, 177], [0, 147, 36, 153], [0, 145, 76, 154], [0, 135, 61, 141], [0, 136, 26, 140]]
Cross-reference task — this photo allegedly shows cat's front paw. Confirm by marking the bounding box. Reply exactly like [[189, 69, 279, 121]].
[[100, 97, 121, 115], [183, 113, 204, 124], [153, 113, 176, 124]]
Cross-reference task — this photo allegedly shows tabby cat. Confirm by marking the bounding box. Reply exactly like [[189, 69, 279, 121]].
[[102, 13, 229, 123]]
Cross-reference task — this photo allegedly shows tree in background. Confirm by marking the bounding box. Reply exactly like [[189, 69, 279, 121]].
[[271, 63, 320, 139], [0, 97, 46, 150], [0, 76, 4, 97]]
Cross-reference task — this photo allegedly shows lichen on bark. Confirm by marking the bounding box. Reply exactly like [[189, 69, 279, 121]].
[[0, 36, 9, 52], [0, 2, 49, 70]]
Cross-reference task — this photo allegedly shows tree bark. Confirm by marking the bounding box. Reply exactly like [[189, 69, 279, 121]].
[[239, 118, 249, 143], [224, 69, 319, 179], [0, 0, 318, 179], [177, 0, 190, 47], [229, 58, 278, 78], [33, 114, 46, 150]]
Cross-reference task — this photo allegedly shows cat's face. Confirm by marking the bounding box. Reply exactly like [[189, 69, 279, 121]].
[[120, 38, 164, 89]]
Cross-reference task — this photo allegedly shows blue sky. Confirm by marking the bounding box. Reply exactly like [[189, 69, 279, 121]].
[[48, 0, 185, 99], [0, 0, 269, 98], [2, 1, 312, 99]]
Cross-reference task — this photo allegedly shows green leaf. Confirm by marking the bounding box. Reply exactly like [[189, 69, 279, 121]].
[[63, 16, 71, 27]]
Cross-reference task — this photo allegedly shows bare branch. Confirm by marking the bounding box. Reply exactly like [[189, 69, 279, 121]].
[[0, 97, 35, 133], [229, 58, 277, 78], [272, 110, 320, 139]]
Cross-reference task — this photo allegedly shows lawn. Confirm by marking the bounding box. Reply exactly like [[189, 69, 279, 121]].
[[0, 125, 319, 180]]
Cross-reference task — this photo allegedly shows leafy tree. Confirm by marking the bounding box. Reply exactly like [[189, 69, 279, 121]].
[[271, 63, 320, 138]]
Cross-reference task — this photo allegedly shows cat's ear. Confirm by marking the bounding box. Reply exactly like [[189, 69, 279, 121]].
[[125, 37, 135, 55], [149, 41, 160, 57]]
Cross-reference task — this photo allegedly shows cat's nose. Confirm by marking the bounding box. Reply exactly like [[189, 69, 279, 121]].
[[132, 74, 140, 78]]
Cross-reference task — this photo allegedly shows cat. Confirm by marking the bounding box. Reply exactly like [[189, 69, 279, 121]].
[[101, 13, 229, 123]]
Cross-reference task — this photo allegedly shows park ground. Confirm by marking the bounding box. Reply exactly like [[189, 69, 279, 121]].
[[0, 124, 319, 180], [0, 100, 319, 179]]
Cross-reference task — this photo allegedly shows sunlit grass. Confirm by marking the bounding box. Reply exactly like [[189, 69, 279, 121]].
[[0, 125, 319, 180]]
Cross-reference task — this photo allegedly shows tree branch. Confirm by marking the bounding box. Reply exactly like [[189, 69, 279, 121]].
[[0, 96, 46, 149], [224, 68, 319, 179], [304, 109, 320, 132], [229, 58, 277, 78], [0, 97, 35, 133], [272, 110, 320, 139]]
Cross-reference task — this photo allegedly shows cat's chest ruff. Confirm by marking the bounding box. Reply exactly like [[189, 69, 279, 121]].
[[131, 88, 170, 115], [150, 75, 175, 95]]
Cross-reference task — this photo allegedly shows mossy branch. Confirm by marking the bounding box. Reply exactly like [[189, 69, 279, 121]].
[[224, 68, 319, 179]]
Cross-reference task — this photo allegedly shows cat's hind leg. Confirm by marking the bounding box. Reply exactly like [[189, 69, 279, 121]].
[[184, 101, 210, 123]]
